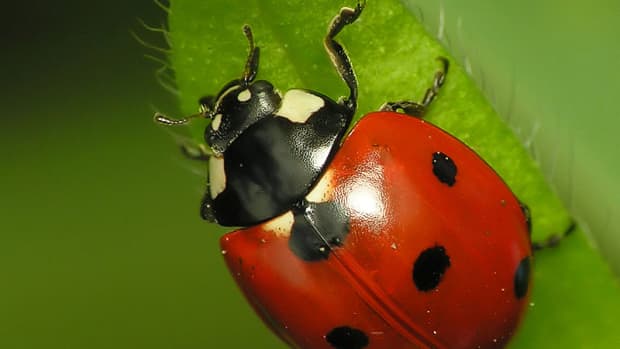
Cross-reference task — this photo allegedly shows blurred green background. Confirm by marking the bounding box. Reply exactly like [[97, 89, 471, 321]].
[[1, 0, 251, 347], [1, 1, 618, 348]]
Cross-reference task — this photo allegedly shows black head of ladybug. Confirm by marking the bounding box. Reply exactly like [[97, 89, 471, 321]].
[[196, 26, 283, 156], [200, 78, 281, 156]]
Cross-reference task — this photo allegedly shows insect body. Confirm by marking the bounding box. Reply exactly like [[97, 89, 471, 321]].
[[156, 2, 532, 348]]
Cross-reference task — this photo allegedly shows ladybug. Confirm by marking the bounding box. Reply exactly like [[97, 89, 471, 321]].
[[156, 2, 533, 348]]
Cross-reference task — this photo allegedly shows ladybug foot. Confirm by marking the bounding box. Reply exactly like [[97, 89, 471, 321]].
[[380, 56, 450, 117], [532, 221, 577, 251], [379, 101, 426, 117], [180, 143, 212, 161]]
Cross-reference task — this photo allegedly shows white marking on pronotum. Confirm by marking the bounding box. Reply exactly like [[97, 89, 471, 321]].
[[237, 89, 251, 102], [276, 89, 324, 123], [211, 114, 222, 131], [263, 211, 295, 237], [209, 156, 226, 198], [306, 169, 334, 203]]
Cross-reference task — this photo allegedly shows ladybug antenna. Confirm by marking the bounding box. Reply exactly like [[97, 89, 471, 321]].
[[154, 96, 216, 126], [153, 111, 205, 126], [241, 25, 260, 85]]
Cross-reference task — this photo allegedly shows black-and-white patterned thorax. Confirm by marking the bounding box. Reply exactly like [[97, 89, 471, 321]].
[[202, 84, 353, 227]]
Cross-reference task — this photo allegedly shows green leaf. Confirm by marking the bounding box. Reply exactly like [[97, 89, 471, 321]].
[[167, 0, 620, 347]]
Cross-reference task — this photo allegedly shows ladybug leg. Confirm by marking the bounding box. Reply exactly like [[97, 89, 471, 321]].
[[200, 187, 217, 222], [198, 95, 215, 115], [519, 202, 532, 236], [324, 0, 366, 114], [420, 57, 449, 108], [380, 57, 450, 117], [521, 201, 576, 251], [180, 143, 212, 161], [153, 113, 214, 160], [379, 101, 426, 116], [532, 221, 577, 251]]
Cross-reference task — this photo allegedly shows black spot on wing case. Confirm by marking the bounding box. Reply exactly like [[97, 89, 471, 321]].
[[432, 151, 457, 186]]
